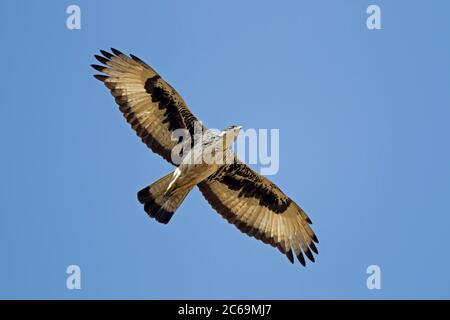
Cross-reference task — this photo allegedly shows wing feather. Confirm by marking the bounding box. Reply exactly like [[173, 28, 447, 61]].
[[92, 48, 203, 165], [198, 162, 318, 266], [92, 49, 318, 266]]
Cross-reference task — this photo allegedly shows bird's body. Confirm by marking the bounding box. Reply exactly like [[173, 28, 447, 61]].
[[92, 48, 319, 267], [165, 128, 239, 199]]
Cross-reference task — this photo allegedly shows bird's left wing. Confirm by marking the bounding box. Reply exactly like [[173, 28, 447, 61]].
[[92, 48, 202, 166], [198, 162, 318, 266]]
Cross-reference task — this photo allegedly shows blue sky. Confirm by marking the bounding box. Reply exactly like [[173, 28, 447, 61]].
[[1, 0, 450, 299]]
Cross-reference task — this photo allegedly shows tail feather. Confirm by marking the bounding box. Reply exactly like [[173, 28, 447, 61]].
[[137, 171, 192, 224]]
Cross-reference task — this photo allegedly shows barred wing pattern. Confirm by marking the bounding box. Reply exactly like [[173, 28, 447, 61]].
[[198, 162, 318, 266], [92, 49, 318, 267], [92, 48, 200, 165]]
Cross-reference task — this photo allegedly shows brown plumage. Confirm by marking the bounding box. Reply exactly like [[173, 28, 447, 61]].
[[92, 48, 318, 266]]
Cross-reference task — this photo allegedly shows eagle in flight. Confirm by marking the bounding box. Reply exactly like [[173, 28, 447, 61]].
[[91, 48, 318, 266]]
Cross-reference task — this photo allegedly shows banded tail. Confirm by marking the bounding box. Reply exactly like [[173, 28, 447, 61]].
[[137, 171, 193, 224]]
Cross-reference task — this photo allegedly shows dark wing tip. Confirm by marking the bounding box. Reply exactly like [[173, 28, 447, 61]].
[[297, 252, 306, 267], [304, 248, 315, 263], [93, 74, 108, 82], [286, 250, 294, 264], [91, 64, 106, 72], [111, 47, 124, 56], [130, 54, 141, 61], [130, 53, 152, 69], [312, 234, 319, 244], [94, 54, 109, 65], [100, 50, 114, 59], [130, 54, 144, 63], [309, 242, 319, 255]]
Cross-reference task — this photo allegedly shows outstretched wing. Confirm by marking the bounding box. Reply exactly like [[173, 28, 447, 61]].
[[198, 162, 318, 266], [92, 48, 201, 165]]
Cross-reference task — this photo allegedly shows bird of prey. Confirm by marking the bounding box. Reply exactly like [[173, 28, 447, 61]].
[[91, 48, 318, 266]]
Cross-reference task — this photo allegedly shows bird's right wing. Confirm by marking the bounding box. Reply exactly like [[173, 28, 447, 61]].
[[92, 48, 202, 166], [198, 162, 318, 266]]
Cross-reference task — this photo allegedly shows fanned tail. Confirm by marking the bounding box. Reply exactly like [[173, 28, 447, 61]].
[[137, 172, 192, 224]]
